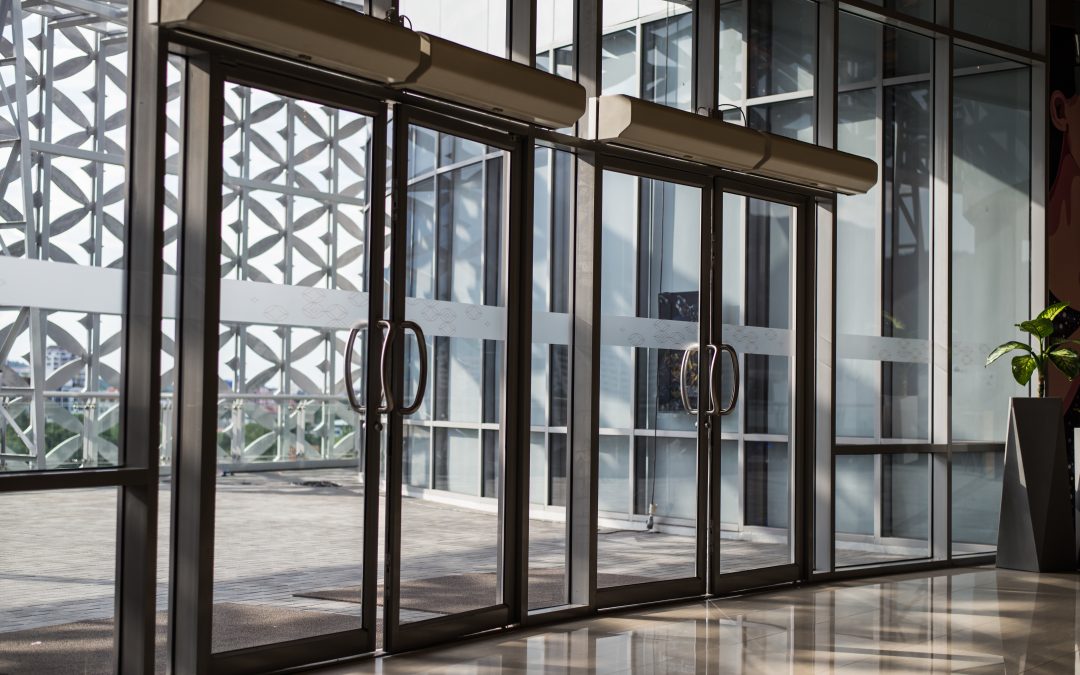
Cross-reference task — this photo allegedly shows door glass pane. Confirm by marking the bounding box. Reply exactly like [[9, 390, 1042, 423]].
[[528, 147, 573, 611], [598, 170, 702, 585], [718, 195, 795, 574], [212, 85, 374, 651], [398, 125, 508, 622]]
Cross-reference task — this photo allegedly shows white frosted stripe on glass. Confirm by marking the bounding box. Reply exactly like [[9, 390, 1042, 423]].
[[836, 334, 931, 364]]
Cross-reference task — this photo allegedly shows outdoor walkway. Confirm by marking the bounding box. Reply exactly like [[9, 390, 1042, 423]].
[[1, 468, 908, 665]]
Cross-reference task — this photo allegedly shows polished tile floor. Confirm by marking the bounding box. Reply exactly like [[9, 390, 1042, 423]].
[[316, 567, 1080, 674]]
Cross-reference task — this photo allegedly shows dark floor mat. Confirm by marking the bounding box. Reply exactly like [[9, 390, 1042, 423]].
[[295, 569, 655, 613], [0, 602, 367, 675]]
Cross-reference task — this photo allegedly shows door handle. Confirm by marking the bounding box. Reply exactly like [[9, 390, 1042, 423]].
[[344, 319, 394, 415], [679, 344, 700, 415], [399, 320, 428, 415], [712, 343, 740, 417]]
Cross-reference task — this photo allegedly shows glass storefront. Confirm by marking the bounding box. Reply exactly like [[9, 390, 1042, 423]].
[[0, 0, 1044, 670]]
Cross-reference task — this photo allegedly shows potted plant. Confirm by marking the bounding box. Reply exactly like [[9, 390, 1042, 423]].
[[986, 301, 1080, 572]]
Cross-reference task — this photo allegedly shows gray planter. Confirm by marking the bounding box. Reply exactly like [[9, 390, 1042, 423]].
[[996, 397, 1075, 572]]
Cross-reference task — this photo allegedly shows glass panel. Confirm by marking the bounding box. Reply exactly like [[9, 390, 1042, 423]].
[[598, 170, 702, 585], [747, 0, 816, 98], [836, 17, 933, 446], [835, 453, 931, 567], [862, 0, 932, 22], [747, 99, 814, 142], [952, 450, 1004, 555], [528, 147, 572, 611], [398, 126, 508, 621], [398, 0, 507, 56], [0, 488, 118, 672], [954, 0, 1030, 50], [952, 51, 1031, 442], [325, 0, 367, 12], [717, 195, 795, 574], [212, 86, 374, 651], [602, 1, 693, 111], [0, 3, 130, 473], [537, 0, 574, 79], [717, 1, 745, 106]]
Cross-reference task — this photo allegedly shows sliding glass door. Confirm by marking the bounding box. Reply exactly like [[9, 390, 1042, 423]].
[[595, 160, 712, 606], [382, 108, 523, 652], [710, 183, 807, 593], [173, 60, 816, 669]]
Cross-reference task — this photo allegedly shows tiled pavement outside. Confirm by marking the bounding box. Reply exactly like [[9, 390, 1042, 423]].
[[1, 469, 905, 641]]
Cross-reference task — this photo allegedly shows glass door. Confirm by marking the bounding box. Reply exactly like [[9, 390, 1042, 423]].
[[382, 108, 521, 652], [710, 184, 806, 592], [207, 75, 386, 661], [595, 161, 712, 607]]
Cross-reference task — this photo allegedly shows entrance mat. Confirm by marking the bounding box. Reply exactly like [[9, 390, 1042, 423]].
[[295, 569, 655, 613], [0, 603, 367, 674]]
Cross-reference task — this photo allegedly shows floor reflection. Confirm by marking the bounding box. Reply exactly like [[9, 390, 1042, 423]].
[[319, 567, 1080, 674]]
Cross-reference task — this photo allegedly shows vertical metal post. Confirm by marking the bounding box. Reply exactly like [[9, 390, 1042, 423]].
[[812, 0, 838, 575], [1030, 0, 1047, 317], [382, 106, 408, 651], [813, 197, 836, 573], [504, 138, 534, 622], [567, 0, 601, 610], [510, 0, 537, 67], [930, 0, 953, 562], [359, 105, 387, 653], [169, 52, 224, 675], [695, 0, 718, 115], [115, 1, 167, 671]]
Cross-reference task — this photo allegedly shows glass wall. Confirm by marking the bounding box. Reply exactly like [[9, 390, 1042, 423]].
[[0, 0, 1047, 669], [0, 489, 118, 671], [950, 47, 1030, 554], [951, 49, 1032, 444], [832, 13, 933, 566]]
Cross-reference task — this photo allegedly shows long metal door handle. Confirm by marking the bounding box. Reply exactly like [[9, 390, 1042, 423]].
[[344, 320, 366, 413], [345, 320, 394, 414], [679, 344, 700, 415], [377, 320, 394, 414], [715, 343, 740, 416], [399, 320, 428, 415], [704, 344, 720, 415]]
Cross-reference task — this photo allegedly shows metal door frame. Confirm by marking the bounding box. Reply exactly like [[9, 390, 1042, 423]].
[[707, 176, 817, 596], [169, 53, 389, 674], [590, 154, 714, 610], [381, 104, 532, 654]]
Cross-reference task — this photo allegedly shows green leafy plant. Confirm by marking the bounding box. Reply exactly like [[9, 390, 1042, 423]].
[[986, 302, 1080, 397]]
